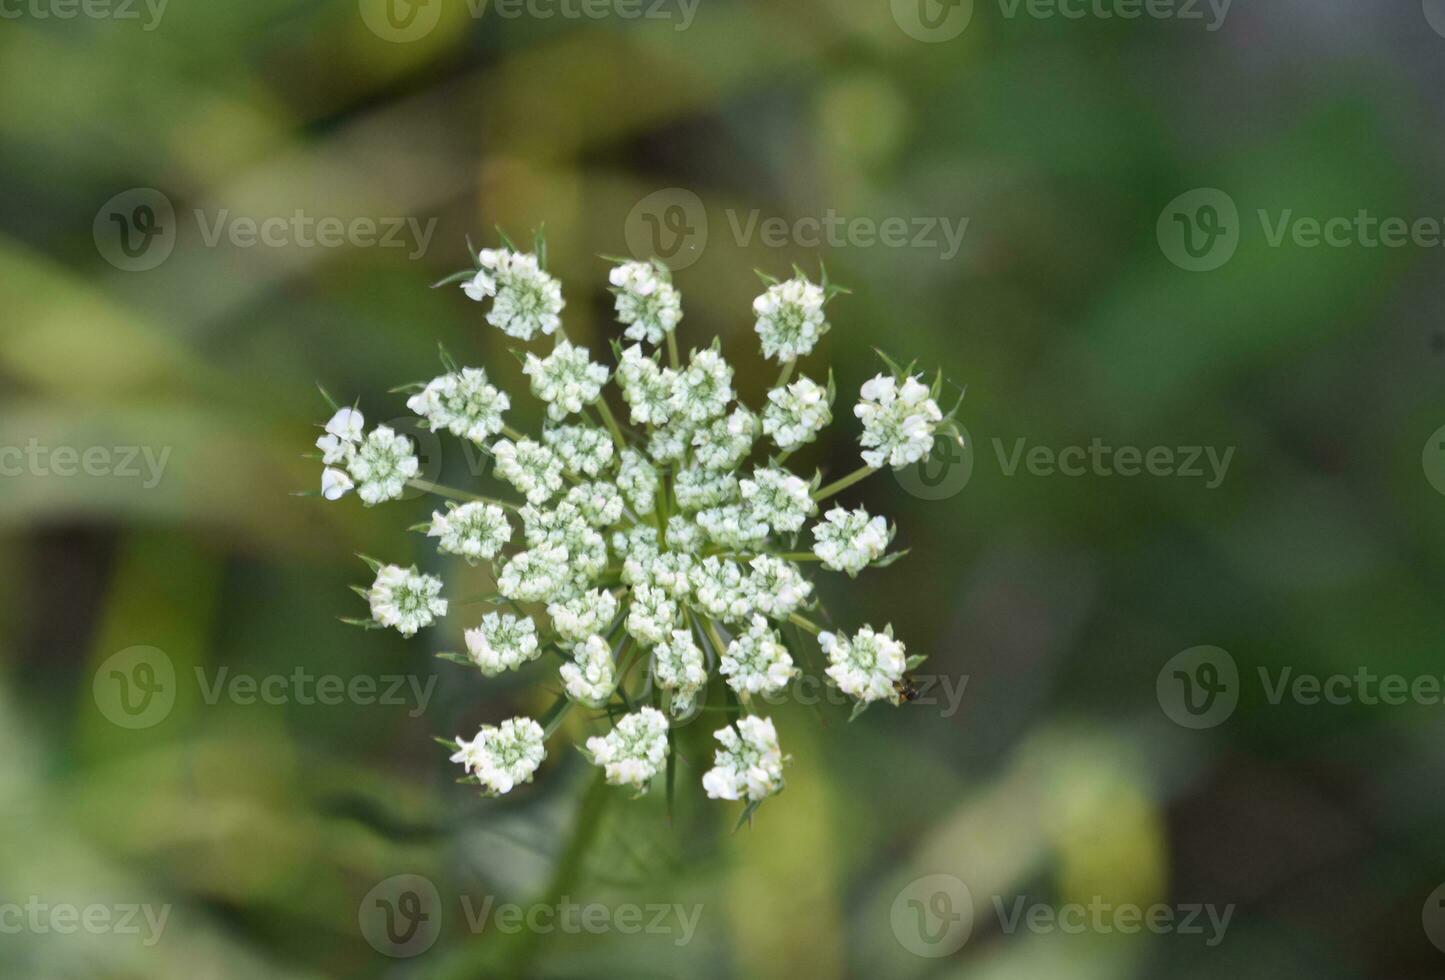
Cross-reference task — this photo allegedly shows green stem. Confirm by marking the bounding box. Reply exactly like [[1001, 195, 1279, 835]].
[[788, 612, 822, 635], [774, 552, 821, 562], [501, 424, 527, 442], [594, 397, 628, 452], [812, 465, 877, 502], [407, 479, 519, 511], [775, 358, 796, 389], [666, 329, 680, 371]]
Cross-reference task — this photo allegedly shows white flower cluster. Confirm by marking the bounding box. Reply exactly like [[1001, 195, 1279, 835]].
[[317, 408, 421, 505], [464, 248, 564, 340], [855, 374, 944, 470], [407, 367, 509, 443], [585, 706, 669, 793], [451, 717, 546, 796], [702, 716, 788, 802], [314, 245, 958, 807], [367, 563, 446, 637], [753, 276, 828, 362], [464, 611, 539, 675], [609, 260, 682, 345]]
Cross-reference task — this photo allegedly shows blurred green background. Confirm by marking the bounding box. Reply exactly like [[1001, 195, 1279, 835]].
[[5, 0, 1445, 977]]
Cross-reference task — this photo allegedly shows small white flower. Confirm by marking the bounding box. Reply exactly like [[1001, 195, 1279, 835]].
[[464, 612, 539, 675], [477, 249, 564, 340], [498, 545, 570, 602], [610, 260, 682, 345], [671, 347, 734, 424], [460, 269, 496, 303], [696, 504, 770, 550], [316, 407, 365, 464], [692, 557, 752, 623], [821, 624, 907, 704], [427, 501, 511, 561], [646, 418, 694, 464], [547, 588, 619, 643], [615, 449, 659, 513], [626, 584, 679, 647], [564, 481, 625, 528], [665, 515, 704, 554], [739, 467, 817, 534], [543, 425, 614, 478], [692, 406, 759, 471], [347, 426, 419, 505], [762, 376, 831, 452], [624, 551, 694, 599], [702, 716, 787, 802], [674, 466, 738, 513], [561, 634, 615, 707], [585, 706, 669, 792], [753, 276, 827, 362], [321, 467, 354, 501], [524, 340, 610, 421], [450, 716, 545, 796], [652, 629, 707, 718], [407, 368, 510, 443], [811, 506, 891, 576], [745, 555, 813, 620], [368, 564, 446, 637], [720, 615, 797, 697], [492, 438, 564, 505], [616, 345, 679, 427], [855, 374, 943, 470]]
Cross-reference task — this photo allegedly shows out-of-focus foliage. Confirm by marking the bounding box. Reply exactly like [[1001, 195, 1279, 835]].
[[3, 1, 1445, 977]]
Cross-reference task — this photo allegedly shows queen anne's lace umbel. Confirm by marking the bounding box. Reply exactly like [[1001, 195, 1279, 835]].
[[312, 243, 961, 809]]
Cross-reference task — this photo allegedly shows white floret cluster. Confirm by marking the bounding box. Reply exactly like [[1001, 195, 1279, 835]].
[[312, 243, 962, 810]]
